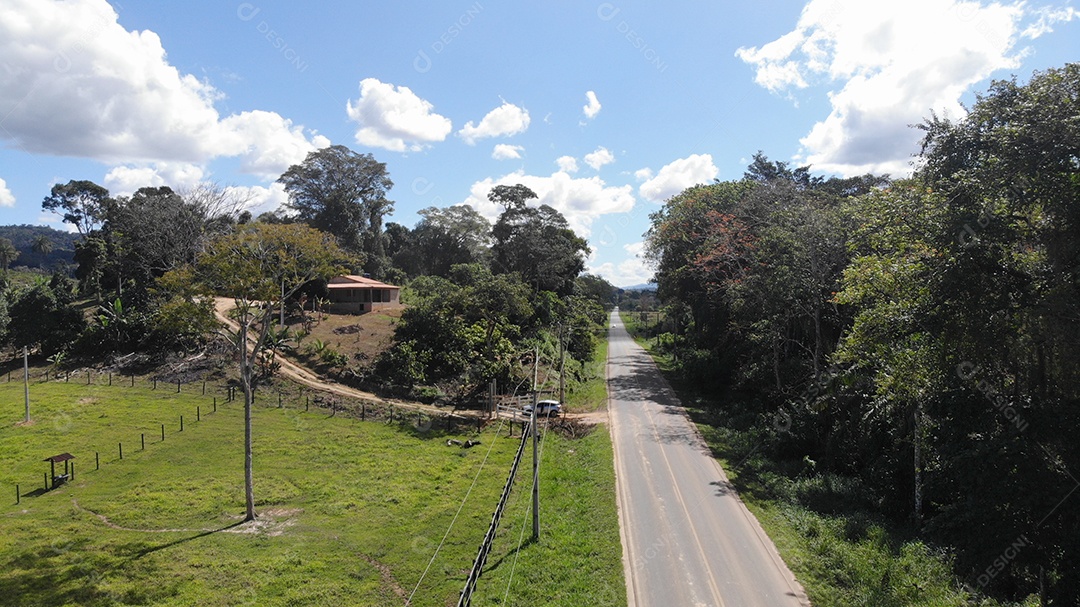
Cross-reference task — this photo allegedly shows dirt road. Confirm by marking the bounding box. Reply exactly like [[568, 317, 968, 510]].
[[212, 298, 457, 417]]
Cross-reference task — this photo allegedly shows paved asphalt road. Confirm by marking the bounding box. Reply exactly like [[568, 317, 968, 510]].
[[607, 310, 810, 607]]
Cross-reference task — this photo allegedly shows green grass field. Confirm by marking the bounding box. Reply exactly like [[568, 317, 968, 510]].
[[0, 370, 624, 607], [470, 424, 624, 606], [563, 334, 608, 415], [0, 353, 623, 607]]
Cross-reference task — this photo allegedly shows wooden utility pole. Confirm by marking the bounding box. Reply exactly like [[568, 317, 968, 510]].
[[23, 346, 30, 423]]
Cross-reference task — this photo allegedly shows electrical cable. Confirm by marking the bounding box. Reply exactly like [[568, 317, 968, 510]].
[[405, 416, 507, 606]]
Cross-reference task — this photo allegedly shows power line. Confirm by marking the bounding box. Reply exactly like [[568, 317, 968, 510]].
[[405, 416, 507, 606], [502, 409, 553, 602]]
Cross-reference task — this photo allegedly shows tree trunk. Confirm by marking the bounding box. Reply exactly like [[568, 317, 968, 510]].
[[244, 378, 255, 521], [239, 319, 257, 522], [913, 402, 923, 523], [813, 298, 823, 381], [772, 333, 782, 392]]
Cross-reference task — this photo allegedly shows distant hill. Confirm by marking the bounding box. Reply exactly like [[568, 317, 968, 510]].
[[620, 282, 657, 291], [0, 225, 79, 270]]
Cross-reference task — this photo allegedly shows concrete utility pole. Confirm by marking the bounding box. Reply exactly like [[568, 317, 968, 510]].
[[280, 279, 286, 327], [532, 387, 539, 540], [532, 344, 540, 540], [23, 346, 30, 423], [559, 326, 566, 407]]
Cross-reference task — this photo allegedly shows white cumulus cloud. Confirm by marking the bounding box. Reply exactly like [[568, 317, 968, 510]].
[[584, 146, 616, 171], [639, 154, 718, 203], [583, 90, 602, 119], [0, 178, 14, 207], [492, 144, 524, 160], [736, 0, 1078, 176], [224, 182, 291, 217], [556, 156, 579, 173], [346, 78, 453, 152], [458, 102, 530, 145], [462, 170, 635, 237], [218, 111, 331, 177], [103, 162, 206, 197], [590, 243, 654, 287], [0, 0, 326, 174]]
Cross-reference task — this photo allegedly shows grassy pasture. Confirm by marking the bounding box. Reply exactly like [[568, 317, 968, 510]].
[[0, 364, 623, 606]]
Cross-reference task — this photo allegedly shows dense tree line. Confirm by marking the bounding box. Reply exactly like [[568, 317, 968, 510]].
[[373, 184, 605, 401], [0, 139, 610, 408], [644, 64, 1080, 603]]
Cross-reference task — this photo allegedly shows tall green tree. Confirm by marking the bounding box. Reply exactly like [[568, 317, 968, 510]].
[[377, 264, 532, 396], [31, 235, 52, 258], [490, 185, 588, 296], [182, 223, 349, 521], [41, 180, 113, 236], [908, 64, 1080, 601], [277, 145, 393, 273], [394, 204, 491, 277], [5, 281, 85, 354]]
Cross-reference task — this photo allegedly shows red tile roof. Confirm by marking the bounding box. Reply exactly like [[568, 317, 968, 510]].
[[326, 275, 399, 289]]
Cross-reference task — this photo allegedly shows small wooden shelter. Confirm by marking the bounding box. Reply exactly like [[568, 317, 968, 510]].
[[44, 452, 74, 488]]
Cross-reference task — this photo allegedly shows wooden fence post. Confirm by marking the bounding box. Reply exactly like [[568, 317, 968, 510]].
[[119, 442, 123, 460], [180, 415, 184, 432], [197, 406, 201, 422], [141, 433, 145, 450], [161, 424, 165, 441], [96, 452, 100, 470]]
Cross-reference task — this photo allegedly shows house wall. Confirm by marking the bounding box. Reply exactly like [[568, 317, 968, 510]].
[[326, 287, 400, 314]]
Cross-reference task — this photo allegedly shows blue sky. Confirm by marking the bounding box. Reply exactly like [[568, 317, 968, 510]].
[[1, 0, 1077, 286]]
